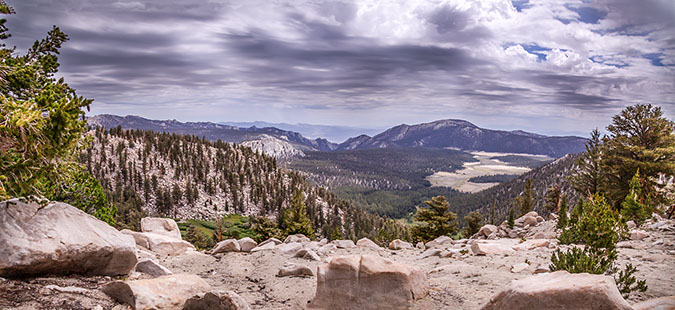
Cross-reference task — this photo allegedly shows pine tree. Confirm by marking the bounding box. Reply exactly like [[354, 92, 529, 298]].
[[620, 169, 652, 225], [507, 208, 515, 229], [570, 128, 604, 198], [281, 189, 315, 238], [602, 104, 675, 209], [0, 5, 93, 200], [551, 193, 645, 298], [462, 211, 483, 237], [411, 195, 458, 242], [556, 195, 568, 230], [544, 184, 562, 213], [514, 178, 535, 216], [490, 200, 496, 225]]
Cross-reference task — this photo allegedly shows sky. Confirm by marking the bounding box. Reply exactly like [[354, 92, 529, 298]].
[[6, 0, 675, 137]]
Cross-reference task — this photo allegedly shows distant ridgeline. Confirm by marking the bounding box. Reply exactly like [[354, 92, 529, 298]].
[[82, 126, 409, 241]]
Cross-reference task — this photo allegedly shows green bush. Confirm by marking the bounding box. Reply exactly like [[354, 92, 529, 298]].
[[551, 193, 645, 299], [620, 169, 653, 225]]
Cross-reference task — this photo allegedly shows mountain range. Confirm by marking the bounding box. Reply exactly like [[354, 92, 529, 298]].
[[88, 115, 588, 158], [220, 121, 382, 143]]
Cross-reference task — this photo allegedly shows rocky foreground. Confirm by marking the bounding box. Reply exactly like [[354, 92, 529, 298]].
[[1, 199, 674, 310]]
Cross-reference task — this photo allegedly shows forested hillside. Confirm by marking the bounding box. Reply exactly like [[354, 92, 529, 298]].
[[447, 154, 580, 224], [83, 126, 408, 241]]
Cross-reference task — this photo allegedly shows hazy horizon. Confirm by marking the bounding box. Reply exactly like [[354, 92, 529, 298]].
[[8, 0, 674, 137]]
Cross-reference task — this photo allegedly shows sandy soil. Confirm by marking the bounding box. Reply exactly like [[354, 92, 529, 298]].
[[426, 151, 547, 193], [1, 219, 673, 310]]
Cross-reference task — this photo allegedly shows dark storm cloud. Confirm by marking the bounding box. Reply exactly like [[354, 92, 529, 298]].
[[221, 19, 483, 97], [3, 0, 672, 132]]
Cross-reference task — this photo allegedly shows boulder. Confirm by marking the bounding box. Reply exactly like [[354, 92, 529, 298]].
[[135, 258, 172, 277], [471, 239, 519, 255], [309, 255, 428, 310], [278, 242, 303, 255], [481, 271, 633, 310], [534, 264, 550, 274], [632, 296, 675, 310], [237, 237, 257, 252], [284, 234, 310, 243], [141, 217, 182, 240], [211, 239, 240, 254], [415, 241, 425, 249], [277, 262, 314, 277], [318, 238, 329, 245], [332, 239, 357, 249], [510, 263, 529, 273], [0, 199, 137, 277], [102, 274, 212, 310], [536, 216, 544, 223], [258, 238, 282, 247], [294, 249, 321, 261], [630, 230, 648, 241], [478, 225, 498, 238], [122, 230, 195, 256], [512, 239, 550, 251], [317, 243, 337, 255], [417, 248, 442, 259], [425, 235, 453, 248], [388, 239, 413, 250], [304, 241, 321, 252], [183, 290, 251, 310], [356, 238, 381, 249], [548, 213, 559, 221], [521, 216, 538, 227], [626, 221, 637, 230], [250, 242, 276, 252]]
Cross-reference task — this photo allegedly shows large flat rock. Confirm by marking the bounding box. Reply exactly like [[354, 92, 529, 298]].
[[122, 230, 195, 256], [481, 271, 633, 310], [309, 254, 428, 310], [0, 199, 137, 277], [141, 217, 182, 240], [102, 273, 212, 310]]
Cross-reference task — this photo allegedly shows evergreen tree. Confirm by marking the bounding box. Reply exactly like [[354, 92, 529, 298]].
[[251, 216, 283, 242], [556, 195, 568, 230], [620, 169, 652, 225], [507, 208, 515, 229], [601, 104, 675, 209], [462, 211, 483, 237], [570, 128, 604, 198], [281, 189, 315, 238], [551, 193, 645, 298], [412, 195, 458, 242], [0, 5, 93, 200], [490, 200, 496, 225], [544, 184, 562, 213], [514, 178, 535, 216]]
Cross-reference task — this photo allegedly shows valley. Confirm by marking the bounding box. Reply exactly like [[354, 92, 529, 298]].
[[426, 151, 551, 193]]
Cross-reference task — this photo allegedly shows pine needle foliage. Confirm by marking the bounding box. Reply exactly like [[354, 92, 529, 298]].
[[620, 169, 653, 225], [551, 194, 645, 299], [412, 195, 458, 242], [281, 189, 315, 238]]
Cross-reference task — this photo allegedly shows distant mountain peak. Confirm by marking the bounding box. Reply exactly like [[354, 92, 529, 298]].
[[337, 119, 587, 157]]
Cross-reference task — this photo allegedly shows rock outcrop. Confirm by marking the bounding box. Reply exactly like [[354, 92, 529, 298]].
[[237, 237, 257, 252], [481, 271, 633, 310], [0, 199, 137, 277], [632, 296, 675, 310], [135, 258, 172, 277], [356, 238, 381, 249], [471, 239, 519, 255], [309, 255, 428, 310], [141, 217, 182, 240], [183, 290, 251, 310], [332, 239, 356, 249], [122, 229, 195, 256], [211, 239, 241, 254], [277, 262, 314, 277], [102, 274, 212, 310], [388, 239, 413, 250]]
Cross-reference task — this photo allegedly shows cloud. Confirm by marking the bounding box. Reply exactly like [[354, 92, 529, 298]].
[[4, 0, 673, 136]]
